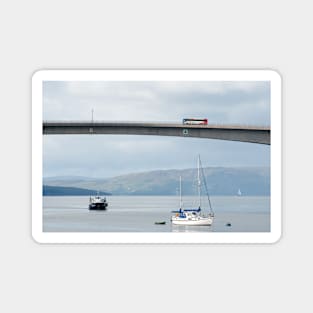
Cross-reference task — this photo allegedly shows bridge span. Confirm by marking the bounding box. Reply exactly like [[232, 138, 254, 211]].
[[43, 121, 270, 145]]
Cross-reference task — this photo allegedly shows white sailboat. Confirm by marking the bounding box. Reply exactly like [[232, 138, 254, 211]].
[[237, 188, 242, 196], [171, 155, 214, 226]]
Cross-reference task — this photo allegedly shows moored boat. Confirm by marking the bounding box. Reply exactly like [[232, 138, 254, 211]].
[[88, 192, 108, 210], [171, 155, 214, 226], [171, 208, 213, 226]]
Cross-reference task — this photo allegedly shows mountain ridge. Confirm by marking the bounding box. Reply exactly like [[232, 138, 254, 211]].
[[43, 166, 270, 196]]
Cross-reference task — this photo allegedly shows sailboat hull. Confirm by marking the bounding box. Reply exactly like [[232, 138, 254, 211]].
[[171, 216, 213, 226]]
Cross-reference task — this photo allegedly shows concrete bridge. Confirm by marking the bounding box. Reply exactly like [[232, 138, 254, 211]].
[[43, 121, 270, 145]]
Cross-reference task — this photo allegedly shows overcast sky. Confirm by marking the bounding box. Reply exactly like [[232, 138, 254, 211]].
[[43, 81, 270, 178]]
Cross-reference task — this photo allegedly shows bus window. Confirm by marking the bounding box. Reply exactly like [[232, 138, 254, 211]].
[[182, 118, 208, 125]]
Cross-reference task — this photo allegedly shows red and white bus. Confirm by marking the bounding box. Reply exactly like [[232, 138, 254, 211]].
[[182, 118, 208, 125]]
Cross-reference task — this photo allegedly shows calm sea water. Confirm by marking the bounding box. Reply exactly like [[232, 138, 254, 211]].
[[43, 196, 270, 232]]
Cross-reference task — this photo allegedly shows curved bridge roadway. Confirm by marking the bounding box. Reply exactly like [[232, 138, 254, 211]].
[[43, 121, 270, 145]]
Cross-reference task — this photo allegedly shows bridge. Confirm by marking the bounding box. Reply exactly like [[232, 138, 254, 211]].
[[43, 121, 270, 145]]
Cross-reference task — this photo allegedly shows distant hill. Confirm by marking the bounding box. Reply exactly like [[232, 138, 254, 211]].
[[43, 185, 111, 196], [43, 166, 270, 196]]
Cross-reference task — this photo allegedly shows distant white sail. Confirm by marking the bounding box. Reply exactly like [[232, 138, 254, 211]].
[[237, 188, 242, 196]]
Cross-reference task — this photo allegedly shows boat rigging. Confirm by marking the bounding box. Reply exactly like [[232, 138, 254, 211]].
[[171, 155, 214, 226]]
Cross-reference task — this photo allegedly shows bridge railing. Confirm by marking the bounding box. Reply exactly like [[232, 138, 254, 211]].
[[43, 120, 270, 129]]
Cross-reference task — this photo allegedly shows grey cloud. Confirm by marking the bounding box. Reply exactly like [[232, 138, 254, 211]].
[[43, 81, 270, 123], [43, 81, 270, 178]]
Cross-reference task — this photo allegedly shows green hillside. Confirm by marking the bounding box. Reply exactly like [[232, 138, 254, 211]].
[[43, 185, 111, 196]]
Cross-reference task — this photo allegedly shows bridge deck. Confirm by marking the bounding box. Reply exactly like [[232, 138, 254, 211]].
[[43, 121, 270, 145]]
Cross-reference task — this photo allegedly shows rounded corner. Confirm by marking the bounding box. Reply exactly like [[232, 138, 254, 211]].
[[31, 69, 47, 83], [269, 231, 282, 244], [31, 231, 44, 245], [267, 69, 282, 83]]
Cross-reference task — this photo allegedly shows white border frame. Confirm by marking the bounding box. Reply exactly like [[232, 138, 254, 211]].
[[32, 69, 281, 244]]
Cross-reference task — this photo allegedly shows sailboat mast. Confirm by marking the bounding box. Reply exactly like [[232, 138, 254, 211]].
[[198, 155, 201, 209], [179, 175, 182, 209]]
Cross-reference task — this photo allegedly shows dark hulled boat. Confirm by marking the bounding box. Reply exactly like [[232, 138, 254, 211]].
[[88, 193, 108, 210]]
